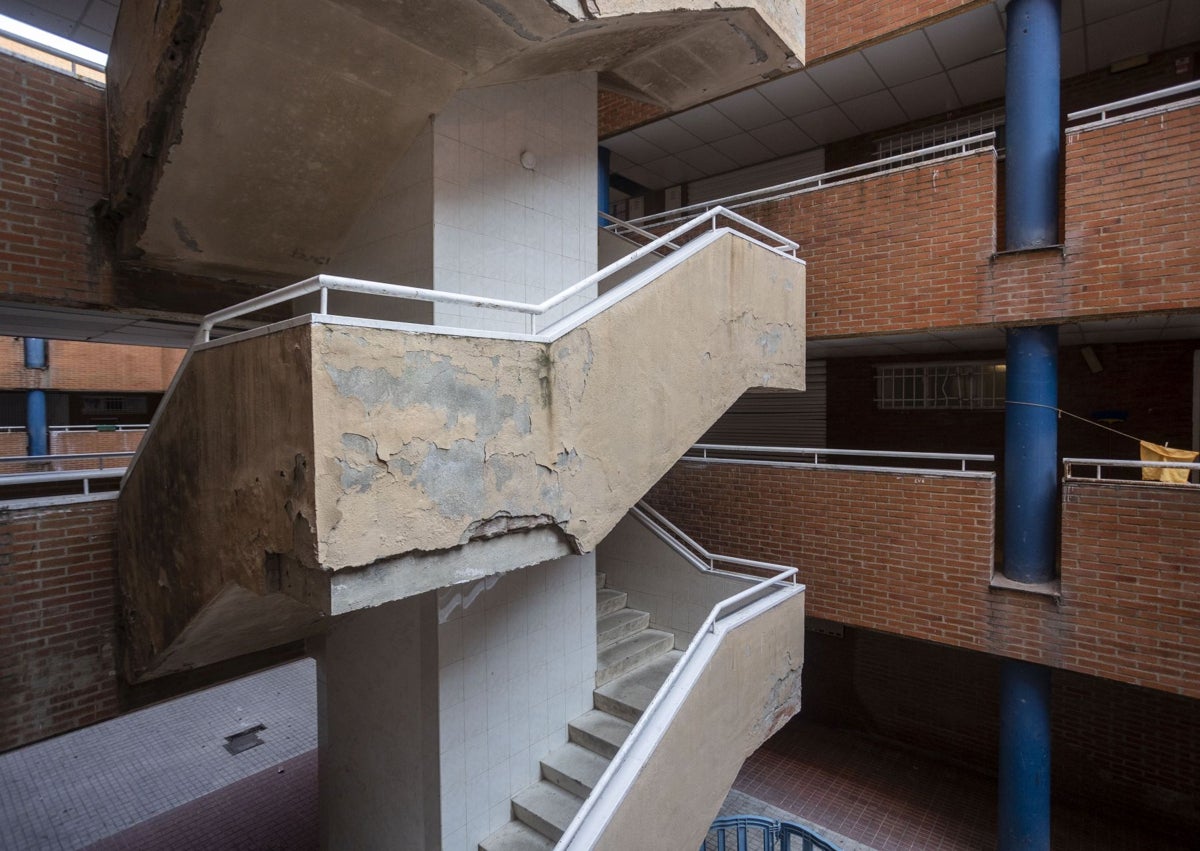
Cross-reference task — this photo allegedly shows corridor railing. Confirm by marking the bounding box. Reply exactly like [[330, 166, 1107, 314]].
[[704, 815, 844, 851], [614, 132, 996, 232], [1063, 457, 1200, 485], [685, 443, 994, 477], [1067, 79, 1200, 128], [557, 501, 802, 849], [195, 205, 799, 343]]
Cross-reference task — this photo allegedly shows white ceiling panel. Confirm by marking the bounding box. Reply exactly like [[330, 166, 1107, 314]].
[[862, 30, 945, 87], [1085, 2, 1169, 69], [1163, 0, 1200, 49], [757, 71, 833, 115], [631, 119, 703, 151], [948, 53, 1007, 105], [603, 132, 668, 162], [668, 104, 742, 143], [642, 154, 705, 184], [1061, 28, 1087, 79], [712, 88, 787, 130], [710, 133, 775, 167], [618, 164, 669, 190], [841, 90, 908, 134], [791, 105, 859, 145], [1084, 0, 1157, 23], [891, 73, 962, 121], [750, 119, 817, 156], [675, 144, 739, 174], [926, 3, 1006, 69], [807, 52, 886, 102]]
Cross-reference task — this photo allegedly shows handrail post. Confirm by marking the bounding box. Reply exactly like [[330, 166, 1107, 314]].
[[319, 286, 328, 315]]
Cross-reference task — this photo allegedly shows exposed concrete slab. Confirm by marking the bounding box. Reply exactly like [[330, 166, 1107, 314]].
[[107, 0, 806, 281]]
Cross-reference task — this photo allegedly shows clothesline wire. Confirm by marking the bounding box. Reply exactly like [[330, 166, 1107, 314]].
[[1004, 400, 1145, 445]]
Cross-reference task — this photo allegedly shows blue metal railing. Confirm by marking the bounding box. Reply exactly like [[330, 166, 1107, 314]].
[[703, 815, 844, 851]]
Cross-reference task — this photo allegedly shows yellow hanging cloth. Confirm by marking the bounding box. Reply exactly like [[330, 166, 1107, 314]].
[[1139, 441, 1198, 484]]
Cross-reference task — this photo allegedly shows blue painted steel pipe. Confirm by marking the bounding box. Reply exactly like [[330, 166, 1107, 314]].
[[26, 389, 47, 457], [597, 146, 611, 227], [23, 337, 47, 369], [1004, 0, 1061, 250], [1004, 325, 1058, 583], [998, 659, 1052, 851]]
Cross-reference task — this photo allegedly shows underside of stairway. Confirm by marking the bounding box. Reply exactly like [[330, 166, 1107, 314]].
[[480, 571, 683, 850]]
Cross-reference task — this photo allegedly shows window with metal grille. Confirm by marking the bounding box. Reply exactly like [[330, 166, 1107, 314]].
[[875, 362, 1006, 410], [874, 108, 1006, 160]]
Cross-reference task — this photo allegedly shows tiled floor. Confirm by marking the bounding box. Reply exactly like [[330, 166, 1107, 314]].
[[1, 659, 1191, 851], [735, 720, 1192, 851]]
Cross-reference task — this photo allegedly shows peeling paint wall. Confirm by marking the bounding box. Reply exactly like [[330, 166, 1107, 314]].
[[117, 325, 323, 680], [312, 233, 805, 575]]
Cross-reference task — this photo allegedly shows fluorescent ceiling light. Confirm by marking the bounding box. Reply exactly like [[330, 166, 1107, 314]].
[[0, 13, 107, 68]]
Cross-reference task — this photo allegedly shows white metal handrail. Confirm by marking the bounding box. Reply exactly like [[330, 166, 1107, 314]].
[[0, 451, 134, 468], [195, 205, 799, 343], [597, 210, 680, 251], [0, 426, 25, 433], [0, 467, 126, 495], [688, 443, 993, 474], [1067, 80, 1200, 124], [1064, 457, 1200, 484], [558, 501, 800, 849], [617, 132, 997, 232], [48, 424, 149, 432]]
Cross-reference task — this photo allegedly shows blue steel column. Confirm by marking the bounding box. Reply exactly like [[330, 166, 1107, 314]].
[[597, 146, 611, 226], [23, 338, 48, 457], [1001, 2, 1059, 848]]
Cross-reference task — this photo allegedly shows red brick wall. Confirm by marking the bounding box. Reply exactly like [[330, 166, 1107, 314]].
[[647, 461, 1200, 699], [1058, 481, 1200, 697], [0, 497, 120, 751], [803, 627, 1199, 835], [0, 338, 184, 393], [49, 429, 144, 457], [599, 90, 668, 138], [0, 52, 113, 309], [806, 0, 985, 63], [0, 431, 24, 455]]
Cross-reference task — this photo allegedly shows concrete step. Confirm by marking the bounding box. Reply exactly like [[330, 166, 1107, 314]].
[[478, 818, 555, 851], [596, 607, 649, 648], [512, 781, 583, 843], [595, 571, 606, 590], [596, 587, 627, 618], [540, 741, 611, 799], [595, 628, 675, 687], [569, 708, 634, 760], [594, 649, 684, 724]]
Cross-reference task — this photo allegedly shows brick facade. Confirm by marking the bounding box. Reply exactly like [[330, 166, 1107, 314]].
[[0, 497, 120, 751], [598, 90, 668, 138], [806, 0, 985, 63], [0, 337, 184, 393], [647, 461, 1200, 699], [0, 53, 112, 309]]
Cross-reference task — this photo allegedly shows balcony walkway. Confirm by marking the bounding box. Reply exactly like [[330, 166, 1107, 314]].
[[0, 660, 1189, 850]]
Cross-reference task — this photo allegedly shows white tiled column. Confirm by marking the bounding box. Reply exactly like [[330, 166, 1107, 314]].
[[430, 73, 599, 333], [436, 552, 597, 850]]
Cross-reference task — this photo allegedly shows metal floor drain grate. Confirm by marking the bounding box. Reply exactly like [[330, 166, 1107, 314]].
[[224, 723, 266, 755]]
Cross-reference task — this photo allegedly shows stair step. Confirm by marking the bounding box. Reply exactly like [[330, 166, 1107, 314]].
[[595, 571, 606, 590], [596, 587, 627, 618], [512, 781, 583, 842], [596, 607, 649, 647], [595, 628, 675, 687], [540, 741, 611, 799], [478, 819, 555, 851], [594, 649, 684, 724], [569, 709, 634, 760]]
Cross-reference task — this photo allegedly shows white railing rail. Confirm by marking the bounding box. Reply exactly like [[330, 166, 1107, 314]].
[[1064, 457, 1200, 484], [686, 443, 994, 477], [616, 132, 996, 232], [0, 426, 25, 434], [1067, 80, 1200, 125], [48, 424, 149, 433], [557, 501, 801, 849], [0, 467, 126, 496], [0, 451, 134, 470], [597, 210, 680, 251], [195, 206, 799, 344]]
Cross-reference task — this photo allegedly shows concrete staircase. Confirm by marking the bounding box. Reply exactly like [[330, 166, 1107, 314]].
[[479, 573, 683, 850]]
